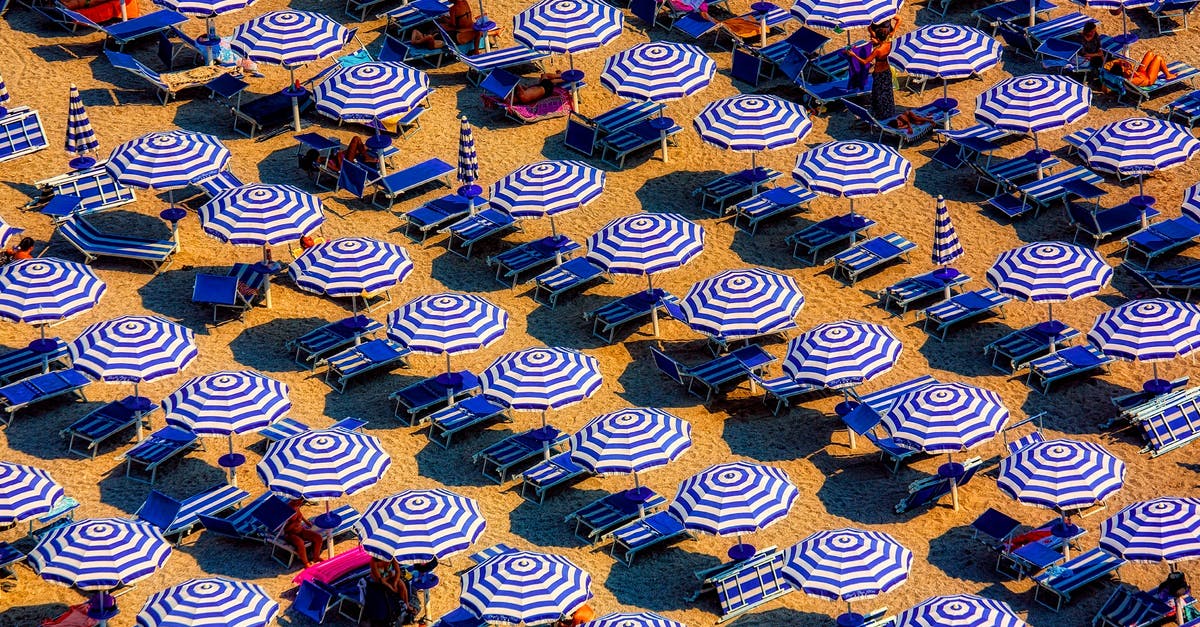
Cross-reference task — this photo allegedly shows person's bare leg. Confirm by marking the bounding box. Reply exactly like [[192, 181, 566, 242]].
[[302, 528, 324, 563], [287, 534, 312, 567]]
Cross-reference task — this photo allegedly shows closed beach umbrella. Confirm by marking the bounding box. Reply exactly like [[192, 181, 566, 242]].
[[0, 462, 64, 526], [0, 258, 106, 332], [356, 489, 486, 562], [1100, 497, 1200, 566], [783, 320, 902, 391], [792, 140, 912, 217], [679, 267, 804, 343], [976, 75, 1091, 148], [106, 131, 231, 208], [1080, 117, 1200, 222], [782, 528, 912, 624], [580, 612, 685, 627], [489, 160, 605, 234], [790, 0, 899, 40], [986, 242, 1112, 332], [70, 315, 198, 409], [571, 408, 692, 515], [481, 347, 602, 432], [669, 461, 798, 559], [0, 71, 9, 111], [894, 594, 1027, 627], [890, 25, 1002, 98], [136, 577, 278, 627], [460, 550, 593, 625], [457, 116, 480, 198], [65, 84, 100, 169], [0, 214, 22, 249], [289, 237, 413, 314], [1088, 298, 1200, 391], [931, 195, 962, 267], [386, 292, 508, 376], [152, 0, 260, 62], [693, 94, 812, 170]]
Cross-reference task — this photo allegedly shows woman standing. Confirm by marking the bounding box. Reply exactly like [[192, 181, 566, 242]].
[[847, 16, 901, 120]]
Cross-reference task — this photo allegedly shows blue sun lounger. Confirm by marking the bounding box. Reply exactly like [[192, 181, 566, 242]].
[[519, 451, 590, 504], [31, 162, 136, 216], [105, 49, 227, 105], [786, 213, 877, 264], [795, 75, 871, 113], [119, 425, 200, 485], [1103, 60, 1199, 105], [192, 263, 268, 323], [973, 0, 1056, 31], [1068, 201, 1160, 246], [57, 6, 187, 49], [604, 511, 693, 565], [1124, 216, 1200, 267], [566, 489, 667, 544], [286, 316, 383, 368], [985, 323, 1081, 373], [0, 542, 24, 578], [427, 395, 510, 448], [263, 500, 361, 568], [842, 377, 940, 473], [402, 194, 476, 242], [370, 157, 454, 209], [258, 417, 367, 445], [56, 218, 176, 271], [990, 167, 1105, 219], [1150, 0, 1199, 32], [391, 371, 480, 425], [921, 288, 1011, 341], [194, 170, 244, 199], [878, 269, 971, 318], [894, 456, 982, 513], [0, 107, 48, 164], [749, 373, 823, 415], [488, 236, 580, 286], [584, 289, 680, 343], [1132, 391, 1200, 456], [137, 484, 249, 542], [600, 118, 683, 168], [443, 208, 519, 259], [563, 102, 663, 156], [689, 546, 795, 623], [696, 167, 782, 214], [196, 492, 275, 540], [0, 368, 91, 424], [1164, 90, 1200, 127], [973, 153, 1058, 196], [62, 397, 157, 458], [1027, 344, 1114, 393], [474, 426, 569, 483], [753, 26, 828, 76], [1126, 262, 1200, 299], [320, 339, 411, 393], [1094, 585, 1191, 627], [532, 257, 610, 308], [730, 185, 816, 235], [1034, 548, 1126, 611], [651, 345, 776, 402], [0, 338, 70, 385], [831, 232, 917, 285]]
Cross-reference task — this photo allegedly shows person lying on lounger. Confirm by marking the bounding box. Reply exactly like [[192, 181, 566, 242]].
[[411, 0, 480, 50], [890, 109, 934, 131], [283, 499, 325, 567], [1108, 51, 1178, 86], [513, 72, 566, 104], [669, 0, 711, 20]]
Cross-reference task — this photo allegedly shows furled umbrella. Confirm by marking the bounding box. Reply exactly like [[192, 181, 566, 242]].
[[163, 370, 292, 486], [457, 115, 481, 201], [890, 24, 1002, 99], [669, 461, 799, 560], [480, 347, 602, 452], [693, 94, 812, 174], [386, 292, 508, 397], [930, 194, 963, 298], [0, 214, 22, 249], [135, 577, 279, 627], [152, 0, 260, 63], [29, 518, 172, 627], [792, 140, 912, 228], [678, 267, 805, 346], [288, 237, 413, 315], [790, 0, 900, 44], [579, 612, 685, 627], [0, 462, 65, 526], [1088, 298, 1200, 394], [1079, 117, 1200, 225], [489, 160, 605, 238], [0, 258, 106, 338], [781, 528, 912, 626], [783, 320, 902, 393], [1100, 497, 1200, 567], [0, 70, 10, 114], [513, 0, 623, 107], [229, 11, 353, 131], [107, 130, 232, 209], [976, 74, 1091, 153], [460, 550, 593, 625], [894, 594, 1028, 627], [65, 84, 100, 170], [313, 62, 431, 173]]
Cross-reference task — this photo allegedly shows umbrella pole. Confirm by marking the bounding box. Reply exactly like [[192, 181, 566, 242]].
[[1048, 302, 1057, 353], [351, 297, 362, 346], [289, 68, 302, 132], [133, 381, 144, 441], [227, 434, 238, 487], [758, 11, 767, 47], [1140, 175, 1150, 228], [633, 473, 646, 519], [848, 198, 859, 244], [204, 17, 216, 65], [325, 501, 335, 560], [658, 109, 670, 164], [445, 352, 456, 405], [648, 274, 660, 337], [262, 245, 273, 309], [1028, 0, 1036, 27], [119, 0, 127, 20]]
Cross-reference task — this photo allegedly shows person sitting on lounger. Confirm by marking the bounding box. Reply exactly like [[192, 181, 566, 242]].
[[282, 499, 325, 568], [325, 136, 379, 173], [1151, 571, 1191, 625], [365, 556, 413, 627], [1, 237, 35, 264], [514, 72, 565, 104], [669, 0, 711, 20], [1108, 51, 1178, 86], [411, 0, 480, 50]]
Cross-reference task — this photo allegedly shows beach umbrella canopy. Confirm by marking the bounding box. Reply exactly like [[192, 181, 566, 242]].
[[289, 237, 413, 301], [570, 408, 693, 475], [601, 42, 716, 102], [669, 462, 799, 538], [1088, 298, 1200, 389], [781, 528, 912, 612], [107, 130, 231, 191], [513, 0, 623, 65], [932, 195, 963, 267], [457, 116, 479, 196], [152, 0, 257, 16], [229, 11, 350, 68], [29, 518, 172, 591], [890, 25, 1001, 96], [976, 75, 1091, 145], [793, 141, 912, 214], [163, 370, 291, 435], [1100, 497, 1200, 564], [586, 212, 704, 283], [460, 550, 593, 625], [987, 242, 1112, 323], [693, 94, 812, 154], [679, 268, 804, 342], [489, 160, 605, 224], [199, 184, 324, 247], [783, 320, 902, 389], [480, 347, 603, 415], [0, 71, 9, 108], [355, 489, 486, 562], [70, 315, 198, 398], [0, 258, 106, 327], [65, 84, 99, 168], [998, 438, 1126, 511], [790, 0, 899, 30], [1080, 117, 1200, 199], [387, 293, 508, 358], [135, 577, 279, 627], [894, 594, 1027, 627], [1182, 181, 1200, 221], [0, 462, 64, 526], [0, 214, 22, 248], [579, 612, 685, 627], [314, 62, 431, 121], [258, 428, 391, 500], [881, 382, 1010, 454]]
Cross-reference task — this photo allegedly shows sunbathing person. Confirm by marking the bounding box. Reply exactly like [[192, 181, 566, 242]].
[[514, 72, 565, 104], [890, 109, 934, 131], [411, 0, 478, 50], [282, 499, 324, 567], [1109, 51, 1178, 86], [2, 237, 35, 264], [325, 136, 379, 173]]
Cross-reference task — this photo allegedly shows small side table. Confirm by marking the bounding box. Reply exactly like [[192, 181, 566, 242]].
[[932, 267, 960, 300], [282, 85, 308, 132], [160, 207, 187, 253], [561, 69, 585, 109], [750, 1, 777, 47], [937, 461, 965, 511], [649, 116, 675, 163], [366, 134, 394, 176], [411, 571, 440, 622], [1050, 520, 1083, 559], [120, 395, 155, 441], [196, 33, 222, 65], [474, 17, 497, 52], [312, 510, 343, 560], [835, 400, 862, 449], [1144, 378, 1173, 395], [836, 612, 865, 627], [69, 156, 97, 171], [727, 542, 756, 562], [932, 97, 958, 131], [1024, 148, 1053, 179], [218, 453, 246, 487]]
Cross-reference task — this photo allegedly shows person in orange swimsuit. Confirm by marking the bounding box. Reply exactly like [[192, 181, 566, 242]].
[[1110, 51, 1178, 86]]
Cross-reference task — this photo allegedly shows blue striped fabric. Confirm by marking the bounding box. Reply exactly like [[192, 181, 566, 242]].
[[986, 242, 1112, 302], [1182, 182, 1200, 222], [584, 613, 686, 627], [998, 438, 1126, 510], [1088, 298, 1200, 362], [0, 215, 22, 248], [570, 408, 693, 475], [890, 25, 1002, 80], [932, 195, 963, 267], [0, 462, 64, 526], [894, 594, 1027, 627], [789, 0, 900, 29], [586, 213, 704, 277], [881, 382, 1010, 454], [163, 370, 292, 435], [257, 428, 391, 500], [457, 115, 478, 190], [152, 0, 257, 16], [975, 74, 1091, 134], [135, 577, 279, 627], [669, 462, 798, 536], [314, 62, 430, 122], [106, 130, 231, 190], [782, 320, 902, 389], [781, 528, 912, 601], [288, 237, 413, 298], [792, 141, 912, 199], [489, 160, 605, 219], [0, 258, 106, 326], [680, 268, 805, 341], [1080, 117, 1200, 176], [1100, 497, 1200, 564], [386, 293, 508, 355], [0, 71, 9, 107], [229, 11, 350, 67], [601, 42, 716, 102], [70, 315, 198, 384], [460, 550, 592, 625], [1075, 0, 1153, 10], [355, 489, 486, 561], [200, 183, 324, 246], [29, 518, 172, 590], [693, 95, 812, 152], [65, 84, 99, 158], [513, 0, 623, 55], [480, 347, 602, 410]]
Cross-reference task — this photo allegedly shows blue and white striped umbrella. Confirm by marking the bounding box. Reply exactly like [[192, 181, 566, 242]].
[[890, 25, 1002, 89], [0, 462, 64, 526], [0, 71, 9, 108], [314, 62, 430, 121], [65, 84, 99, 159], [669, 462, 799, 536], [1182, 182, 1200, 222], [1089, 299, 1200, 363], [601, 42, 716, 103], [258, 428, 391, 500], [460, 550, 593, 625], [1100, 497, 1200, 564], [386, 293, 508, 359], [783, 320, 902, 389], [152, 0, 257, 16], [163, 370, 291, 435], [489, 160, 605, 225], [106, 131, 231, 190], [894, 594, 1027, 627], [136, 577, 279, 627], [200, 184, 324, 246], [289, 237, 413, 299], [782, 528, 912, 602], [480, 347, 603, 413], [586, 213, 704, 281], [355, 489, 486, 562], [70, 315, 198, 389], [932, 195, 963, 267], [0, 258, 106, 326], [0, 214, 22, 248], [457, 116, 478, 194], [570, 408, 692, 475], [229, 11, 350, 68], [976, 75, 1091, 142], [793, 141, 911, 213], [513, 0, 623, 60], [1080, 118, 1199, 197], [29, 518, 172, 591], [881, 382, 1010, 454], [790, 0, 899, 30], [680, 268, 805, 341], [998, 438, 1126, 511], [987, 242, 1112, 306], [693, 95, 812, 153], [580, 612, 685, 627]]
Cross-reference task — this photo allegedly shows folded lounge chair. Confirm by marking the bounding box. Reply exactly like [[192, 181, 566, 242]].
[[56, 217, 176, 271], [118, 425, 200, 484], [973, 153, 1058, 196], [1068, 201, 1160, 246], [391, 371, 481, 425], [877, 269, 971, 318], [599, 118, 683, 168], [192, 263, 268, 323], [531, 257, 610, 308], [1111, 376, 1190, 415], [0, 338, 70, 385], [29, 161, 135, 216], [207, 75, 314, 139], [831, 232, 916, 285], [650, 345, 776, 402], [401, 194, 476, 241], [695, 167, 782, 215], [487, 236, 579, 285], [985, 322, 1081, 373], [519, 451, 590, 504], [1124, 216, 1200, 267], [105, 49, 230, 105], [136, 483, 249, 541], [730, 184, 816, 235], [1126, 262, 1200, 298], [1133, 392, 1200, 456], [62, 397, 157, 458], [563, 102, 663, 157], [0, 107, 48, 164], [320, 338, 411, 393], [286, 316, 383, 368], [921, 288, 1010, 341], [894, 456, 982, 513], [426, 395, 510, 448], [970, 508, 1022, 550], [786, 213, 877, 264], [603, 511, 693, 565], [0, 368, 91, 423], [566, 489, 666, 544], [1027, 344, 1114, 393], [444, 208, 520, 259], [1033, 547, 1126, 611], [583, 289, 680, 343], [473, 426, 568, 483], [370, 157, 455, 209], [687, 546, 794, 623]]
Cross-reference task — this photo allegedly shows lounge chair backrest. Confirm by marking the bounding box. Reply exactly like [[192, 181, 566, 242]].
[[137, 490, 182, 529], [564, 114, 599, 156], [250, 494, 295, 533], [104, 49, 169, 91], [337, 161, 371, 199], [197, 513, 244, 538], [293, 580, 335, 624], [785, 26, 829, 55], [479, 68, 521, 101], [997, 26, 1033, 55], [841, 403, 883, 436], [650, 348, 688, 386], [378, 35, 409, 63], [842, 99, 878, 128], [630, 0, 660, 30], [731, 47, 763, 87]]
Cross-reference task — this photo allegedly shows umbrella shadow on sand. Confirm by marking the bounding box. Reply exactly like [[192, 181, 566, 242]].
[[809, 448, 909, 525], [634, 170, 726, 217], [229, 316, 328, 371], [506, 487, 607, 549], [414, 436, 502, 489]]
